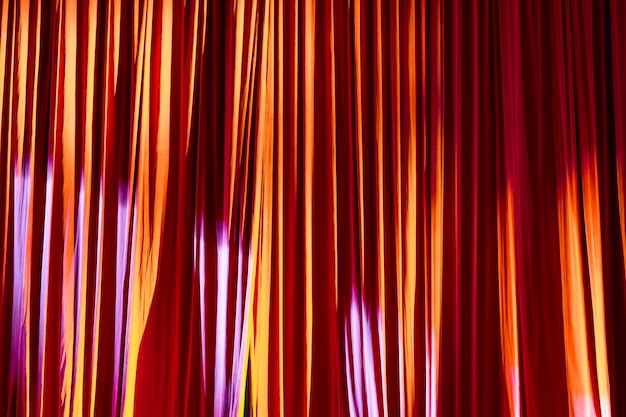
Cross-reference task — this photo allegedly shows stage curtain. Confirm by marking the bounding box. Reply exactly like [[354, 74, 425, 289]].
[[1, 0, 625, 416]]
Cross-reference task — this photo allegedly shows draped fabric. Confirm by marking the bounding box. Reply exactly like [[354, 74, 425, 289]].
[[1, 0, 625, 416]]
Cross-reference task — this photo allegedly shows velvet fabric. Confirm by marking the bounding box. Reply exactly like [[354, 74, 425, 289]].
[[0, 0, 625, 416]]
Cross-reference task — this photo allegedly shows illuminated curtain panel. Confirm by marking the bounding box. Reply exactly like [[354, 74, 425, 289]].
[[0, 0, 625, 417]]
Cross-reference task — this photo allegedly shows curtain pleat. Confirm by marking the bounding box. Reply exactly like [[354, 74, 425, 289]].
[[0, 0, 625, 416]]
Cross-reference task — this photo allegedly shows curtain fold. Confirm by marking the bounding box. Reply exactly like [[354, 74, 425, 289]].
[[0, 0, 625, 416]]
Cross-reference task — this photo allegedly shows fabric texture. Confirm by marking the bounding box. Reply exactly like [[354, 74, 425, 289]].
[[0, 0, 625, 416]]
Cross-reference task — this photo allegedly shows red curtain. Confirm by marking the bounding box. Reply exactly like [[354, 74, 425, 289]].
[[1, 0, 625, 416]]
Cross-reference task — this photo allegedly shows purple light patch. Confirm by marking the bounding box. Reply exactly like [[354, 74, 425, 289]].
[[214, 224, 229, 416], [37, 162, 54, 404], [10, 163, 30, 402], [112, 183, 130, 414]]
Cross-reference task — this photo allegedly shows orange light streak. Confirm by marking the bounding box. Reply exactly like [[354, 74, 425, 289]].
[[393, 0, 405, 411], [619, 160, 626, 278], [497, 184, 520, 417], [557, 172, 594, 416], [374, 0, 389, 412], [330, 0, 339, 310], [427, 4, 443, 416], [0, 0, 12, 295], [304, 0, 315, 413], [580, 159, 611, 416], [60, 3, 77, 416], [403, 1, 418, 415], [229, 0, 247, 233], [277, 0, 285, 414]]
